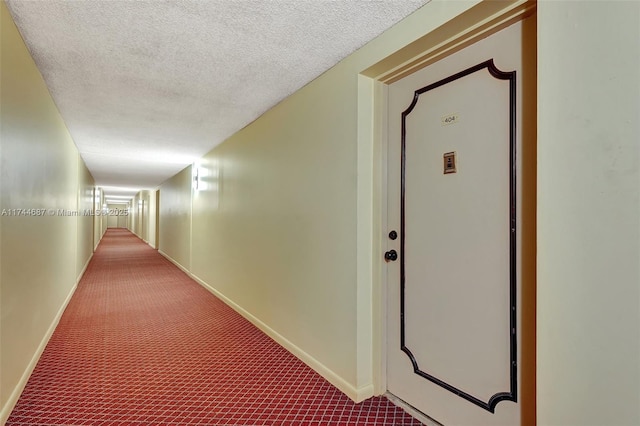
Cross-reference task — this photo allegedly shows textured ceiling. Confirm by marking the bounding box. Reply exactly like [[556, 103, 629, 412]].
[[6, 0, 429, 199]]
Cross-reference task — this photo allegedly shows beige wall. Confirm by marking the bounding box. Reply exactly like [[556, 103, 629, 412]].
[[93, 188, 105, 250], [127, 198, 134, 232], [147, 190, 157, 248], [131, 190, 155, 246], [130, 194, 140, 235], [76, 158, 94, 278], [159, 165, 192, 271], [106, 204, 128, 228], [191, 78, 361, 387], [162, 1, 640, 419], [3, 0, 635, 424], [163, 0, 484, 401], [537, 2, 640, 425], [106, 207, 118, 228], [0, 2, 95, 421], [100, 192, 107, 236]]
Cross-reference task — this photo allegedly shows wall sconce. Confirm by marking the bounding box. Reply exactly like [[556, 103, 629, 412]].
[[193, 167, 200, 191]]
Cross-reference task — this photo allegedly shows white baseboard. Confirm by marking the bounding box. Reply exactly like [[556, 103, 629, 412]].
[[189, 272, 369, 403], [154, 250, 371, 403], [94, 231, 103, 252], [0, 271, 83, 425], [1, 253, 92, 424], [354, 383, 375, 403], [76, 253, 93, 284], [157, 250, 190, 275]]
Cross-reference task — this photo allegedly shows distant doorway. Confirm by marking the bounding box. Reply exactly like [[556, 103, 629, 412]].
[[155, 190, 160, 249]]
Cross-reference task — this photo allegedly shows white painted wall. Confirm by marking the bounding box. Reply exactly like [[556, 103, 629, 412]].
[[537, 2, 640, 425]]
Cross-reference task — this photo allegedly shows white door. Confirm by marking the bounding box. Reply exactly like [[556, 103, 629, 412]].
[[386, 20, 525, 426]]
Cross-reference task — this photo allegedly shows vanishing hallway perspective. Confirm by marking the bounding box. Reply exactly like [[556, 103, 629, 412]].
[[7, 229, 423, 425]]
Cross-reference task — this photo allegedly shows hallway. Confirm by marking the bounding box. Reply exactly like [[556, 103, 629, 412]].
[[7, 229, 422, 426], [3, 2, 640, 425]]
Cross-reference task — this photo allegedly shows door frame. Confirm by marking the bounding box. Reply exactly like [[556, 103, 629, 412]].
[[355, 0, 536, 420], [155, 189, 160, 249]]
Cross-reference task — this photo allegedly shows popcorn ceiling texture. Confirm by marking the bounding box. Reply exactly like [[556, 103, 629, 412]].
[[5, 0, 429, 194]]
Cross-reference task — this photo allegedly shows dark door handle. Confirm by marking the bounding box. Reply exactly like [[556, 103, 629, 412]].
[[384, 250, 398, 261]]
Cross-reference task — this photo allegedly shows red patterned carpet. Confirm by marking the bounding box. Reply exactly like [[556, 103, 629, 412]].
[[7, 229, 422, 425]]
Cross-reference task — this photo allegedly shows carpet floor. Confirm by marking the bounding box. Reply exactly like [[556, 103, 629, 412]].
[[7, 228, 422, 425]]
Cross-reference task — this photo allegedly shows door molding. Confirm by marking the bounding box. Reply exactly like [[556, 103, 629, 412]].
[[363, 1, 536, 84], [398, 59, 517, 413]]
